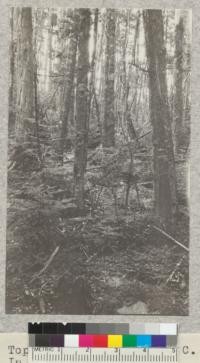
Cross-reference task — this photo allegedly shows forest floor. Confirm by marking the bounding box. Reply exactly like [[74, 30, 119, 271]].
[[6, 143, 189, 315]]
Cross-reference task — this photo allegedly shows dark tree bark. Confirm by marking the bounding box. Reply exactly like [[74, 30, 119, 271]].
[[103, 9, 116, 147], [9, 8, 16, 133], [127, 11, 140, 140], [74, 9, 90, 208], [174, 17, 184, 152], [59, 10, 78, 163], [143, 10, 177, 232], [15, 7, 34, 142], [88, 9, 99, 125], [121, 11, 130, 136], [34, 66, 42, 163]]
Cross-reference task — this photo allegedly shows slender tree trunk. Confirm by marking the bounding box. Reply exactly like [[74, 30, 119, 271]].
[[9, 8, 16, 134], [59, 12, 78, 163], [88, 9, 99, 124], [68, 83, 75, 126], [74, 9, 90, 208], [34, 66, 42, 163], [103, 9, 116, 147], [44, 11, 53, 93], [127, 11, 140, 140], [143, 10, 177, 232], [46, 12, 57, 93], [121, 11, 129, 136], [16, 7, 34, 142], [98, 16, 106, 136], [174, 17, 184, 153]]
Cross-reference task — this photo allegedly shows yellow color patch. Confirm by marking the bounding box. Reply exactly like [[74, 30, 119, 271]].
[[108, 335, 122, 348]]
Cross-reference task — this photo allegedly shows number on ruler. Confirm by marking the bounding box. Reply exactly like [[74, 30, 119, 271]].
[[28, 347, 178, 363]]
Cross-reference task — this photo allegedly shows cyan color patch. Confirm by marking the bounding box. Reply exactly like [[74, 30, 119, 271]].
[[136, 335, 152, 347]]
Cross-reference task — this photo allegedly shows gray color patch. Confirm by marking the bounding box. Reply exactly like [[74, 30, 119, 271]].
[[167, 335, 178, 347]]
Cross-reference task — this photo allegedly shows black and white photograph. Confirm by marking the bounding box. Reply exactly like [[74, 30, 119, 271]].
[[6, 8, 191, 315]]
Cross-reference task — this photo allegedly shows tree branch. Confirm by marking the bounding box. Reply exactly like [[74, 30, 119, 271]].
[[30, 245, 60, 283], [152, 225, 189, 252]]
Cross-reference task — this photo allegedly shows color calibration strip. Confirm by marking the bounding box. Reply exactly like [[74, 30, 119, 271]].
[[28, 323, 177, 336], [29, 334, 177, 348], [28, 323, 129, 335], [28, 323, 177, 349]]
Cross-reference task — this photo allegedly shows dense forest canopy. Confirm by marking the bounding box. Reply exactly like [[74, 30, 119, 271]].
[[7, 8, 191, 315]]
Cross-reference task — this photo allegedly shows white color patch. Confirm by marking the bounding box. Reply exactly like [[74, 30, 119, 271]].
[[64, 334, 79, 347], [160, 323, 177, 335]]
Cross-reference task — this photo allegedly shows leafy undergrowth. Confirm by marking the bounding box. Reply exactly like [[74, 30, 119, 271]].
[[6, 144, 189, 315]]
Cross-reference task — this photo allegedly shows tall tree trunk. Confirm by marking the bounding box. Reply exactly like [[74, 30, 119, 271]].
[[44, 11, 53, 93], [47, 19, 53, 92], [74, 9, 90, 208], [16, 7, 34, 142], [121, 11, 129, 136], [174, 17, 184, 153], [59, 11, 78, 163], [45, 12, 57, 93], [103, 9, 116, 147], [143, 10, 177, 232], [98, 15, 106, 136], [88, 9, 99, 125], [9, 8, 16, 134], [68, 83, 75, 126]]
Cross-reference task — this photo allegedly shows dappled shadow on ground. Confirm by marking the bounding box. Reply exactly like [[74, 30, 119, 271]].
[[6, 145, 189, 315], [6, 212, 189, 315]]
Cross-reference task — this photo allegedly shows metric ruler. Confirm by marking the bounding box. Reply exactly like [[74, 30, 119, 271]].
[[0, 333, 199, 363], [27, 334, 200, 363], [29, 347, 178, 362]]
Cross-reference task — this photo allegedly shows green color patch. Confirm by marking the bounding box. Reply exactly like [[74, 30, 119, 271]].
[[123, 335, 137, 347]]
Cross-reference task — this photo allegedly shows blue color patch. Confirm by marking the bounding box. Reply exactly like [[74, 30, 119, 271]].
[[152, 335, 167, 347], [136, 335, 152, 347]]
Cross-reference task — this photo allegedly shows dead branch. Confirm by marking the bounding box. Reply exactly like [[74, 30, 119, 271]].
[[137, 130, 152, 140], [30, 245, 60, 283], [152, 225, 189, 252], [30, 238, 85, 284]]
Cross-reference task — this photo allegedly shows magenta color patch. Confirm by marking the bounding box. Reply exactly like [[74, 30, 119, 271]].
[[79, 334, 94, 347]]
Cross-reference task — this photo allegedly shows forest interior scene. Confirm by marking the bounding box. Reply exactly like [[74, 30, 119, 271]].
[[6, 7, 191, 315]]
